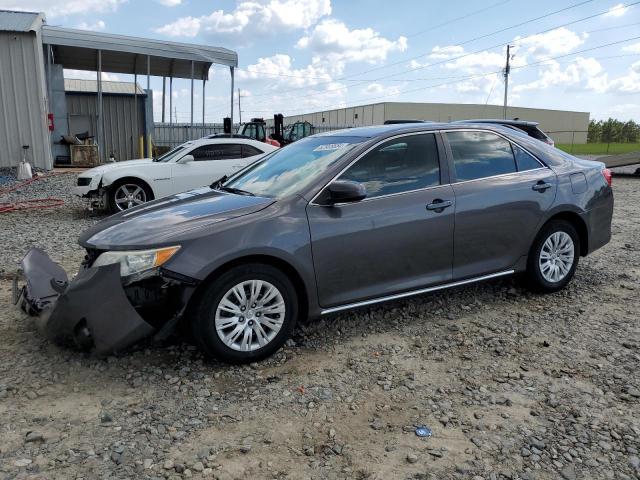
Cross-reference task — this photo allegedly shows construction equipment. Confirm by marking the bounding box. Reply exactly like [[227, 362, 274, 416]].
[[237, 118, 280, 147]]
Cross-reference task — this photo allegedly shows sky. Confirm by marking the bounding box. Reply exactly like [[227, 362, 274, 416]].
[[1, 0, 639, 123]]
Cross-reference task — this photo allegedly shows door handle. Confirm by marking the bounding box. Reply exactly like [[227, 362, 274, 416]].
[[532, 181, 552, 192], [426, 199, 453, 212]]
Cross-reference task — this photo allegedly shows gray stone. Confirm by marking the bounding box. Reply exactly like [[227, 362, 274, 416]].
[[560, 466, 576, 480]]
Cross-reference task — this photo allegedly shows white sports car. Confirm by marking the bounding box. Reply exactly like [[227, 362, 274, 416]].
[[74, 137, 277, 212]]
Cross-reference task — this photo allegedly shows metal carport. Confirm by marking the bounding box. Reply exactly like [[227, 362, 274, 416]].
[[41, 24, 238, 163]]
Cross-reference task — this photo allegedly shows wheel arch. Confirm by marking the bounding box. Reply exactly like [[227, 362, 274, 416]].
[[105, 176, 156, 200], [539, 211, 589, 256], [186, 254, 309, 321]]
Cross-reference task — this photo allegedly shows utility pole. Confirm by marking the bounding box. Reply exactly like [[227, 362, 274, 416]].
[[503, 44, 512, 120], [238, 88, 242, 124]]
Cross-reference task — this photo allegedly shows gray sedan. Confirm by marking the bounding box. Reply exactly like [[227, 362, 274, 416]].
[[16, 123, 613, 363]]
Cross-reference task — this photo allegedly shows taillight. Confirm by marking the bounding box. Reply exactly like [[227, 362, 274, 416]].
[[602, 168, 612, 187]]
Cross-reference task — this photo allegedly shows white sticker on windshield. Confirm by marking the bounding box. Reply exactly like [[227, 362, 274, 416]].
[[313, 143, 349, 152]]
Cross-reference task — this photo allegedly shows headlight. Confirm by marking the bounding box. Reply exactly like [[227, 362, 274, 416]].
[[92, 246, 180, 277]]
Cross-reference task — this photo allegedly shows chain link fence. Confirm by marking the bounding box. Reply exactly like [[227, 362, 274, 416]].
[[154, 123, 234, 148], [154, 124, 608, 156], [154, 123, 357, 149]]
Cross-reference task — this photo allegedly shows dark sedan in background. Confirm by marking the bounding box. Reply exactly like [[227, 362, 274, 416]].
[[16, 123, 613, 362], [454, 119, 555, 146]]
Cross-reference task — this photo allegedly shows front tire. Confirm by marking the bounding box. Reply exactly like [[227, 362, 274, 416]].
[[525, 220, 580, 293], [190, 264, 298, 363], [108, 179, 153, 213]]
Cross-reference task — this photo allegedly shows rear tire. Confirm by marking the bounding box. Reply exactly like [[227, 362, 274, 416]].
[[190, 263, 298, 363], [525, 219, 580, 293]]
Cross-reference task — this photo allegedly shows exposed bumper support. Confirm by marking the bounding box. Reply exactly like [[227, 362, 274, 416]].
[[15, 248, 156, 355]]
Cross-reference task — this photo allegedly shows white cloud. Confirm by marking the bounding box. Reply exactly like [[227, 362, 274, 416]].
[[155, 0, 331, 38], [427, 45, 465, 59], [513, 57, 603, 93], [236, 54, 348, 114], [444, 50, 506, 72], [0, 0, 126, 17], [75, 20, 105, 31], [296, 19, 407, 67], [157, 0, 181, 5], [623, 42, 640, 54], [514, 27, 587, 57], [156, 16, 201, 37], [239, 54, 334, 87], [604, 2, 628, 17], [362, 83, 402, 97], [607, 60, 640, 94]]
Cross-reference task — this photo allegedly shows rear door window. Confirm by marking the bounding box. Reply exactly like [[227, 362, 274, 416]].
[[191, 144, 242, 161], [339, 133, 440, 198], [447, 131, 516, 182], [242, 145, 264, 157], [522, 126, 548, 141], [512, 144, 543, 171]]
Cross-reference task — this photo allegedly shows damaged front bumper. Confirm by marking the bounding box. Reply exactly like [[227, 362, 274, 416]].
[[13, 248, 197, 355]]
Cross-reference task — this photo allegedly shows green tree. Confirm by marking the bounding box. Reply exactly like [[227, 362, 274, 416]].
[[587, 119, 601, 143], [601, 118, 623, 144], [621, 120, 639, 143]]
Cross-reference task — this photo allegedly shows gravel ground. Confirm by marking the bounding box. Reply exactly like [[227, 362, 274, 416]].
[[0, 167, 639, 479], [0, 168, 104, 278]]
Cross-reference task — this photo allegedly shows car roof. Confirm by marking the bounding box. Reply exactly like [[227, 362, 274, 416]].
[[183, 137, 276, 149], [206, 133, 254, 140], [314, 122, 527, 139], [453, 119, 540, 127], [314, 123, 449, 138]]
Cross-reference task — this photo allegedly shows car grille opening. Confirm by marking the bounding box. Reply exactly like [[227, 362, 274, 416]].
[[77, 178, 91, 186]]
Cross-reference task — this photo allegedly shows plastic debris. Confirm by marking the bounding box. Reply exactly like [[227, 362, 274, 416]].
[[415, 425, 432, 438]]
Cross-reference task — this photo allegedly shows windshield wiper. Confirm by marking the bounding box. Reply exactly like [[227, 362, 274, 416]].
[[210, 175, 228, 189], [218, 185, 255, 196]]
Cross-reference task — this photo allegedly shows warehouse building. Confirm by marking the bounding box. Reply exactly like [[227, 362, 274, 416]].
[[280, 102, 590, 144], [58, 79, 150, 164], [0, 9, 237, 170]]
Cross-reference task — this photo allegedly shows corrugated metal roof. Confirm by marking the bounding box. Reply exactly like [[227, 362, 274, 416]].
[[0, 9, 44, 32], [42, 25, 238, 80], [64, 78, 146, 95]]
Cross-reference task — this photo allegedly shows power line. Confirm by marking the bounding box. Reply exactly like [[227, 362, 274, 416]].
[[240, 2, 640, 110], [234, 0, 513, 83], [236, 20, 640, 85], [241, 52, 640, 114], [406, 0, 513, 38], [367, 0, 640, 82], [238, 0, 601, 101], [245, 35, 640, 116]]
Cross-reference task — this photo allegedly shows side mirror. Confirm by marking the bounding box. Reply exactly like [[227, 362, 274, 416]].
[[178, 154, 194, 164], [325, 180, 367, 205]]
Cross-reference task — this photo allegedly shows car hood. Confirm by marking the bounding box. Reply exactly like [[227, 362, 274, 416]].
[[79, 188, 274, 249], [79, 159, 154, 177]]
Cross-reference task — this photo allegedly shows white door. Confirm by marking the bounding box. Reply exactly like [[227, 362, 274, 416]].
[[171, 144, 247, 194]]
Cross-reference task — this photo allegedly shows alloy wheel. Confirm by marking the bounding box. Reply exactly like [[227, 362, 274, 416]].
[[214, 280, 286, 352], [114, 184, 147, 210], [539, 231, 575, 283]]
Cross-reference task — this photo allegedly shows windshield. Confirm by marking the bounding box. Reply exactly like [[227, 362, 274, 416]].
[[154, 145, 188, 162], [223, 136, 364, 198]]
